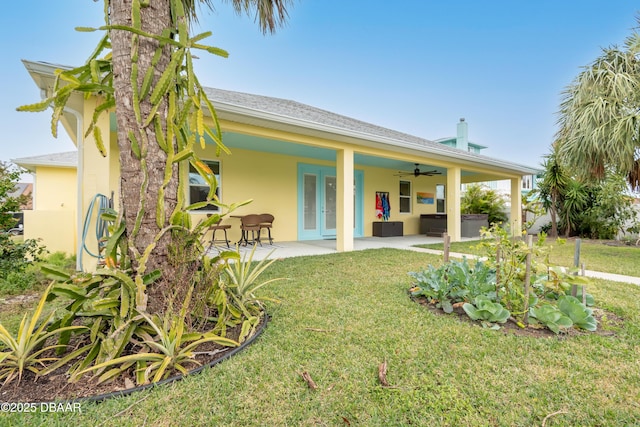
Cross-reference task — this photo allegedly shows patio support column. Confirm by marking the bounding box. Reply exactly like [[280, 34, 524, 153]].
[[336, 148, 354, 252], [510, 177, 522, 237], [446, 166, 461, 242]]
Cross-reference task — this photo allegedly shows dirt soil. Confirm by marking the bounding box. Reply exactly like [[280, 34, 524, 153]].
[[0, 317, 264, 403], [412, 295, 623, 339]]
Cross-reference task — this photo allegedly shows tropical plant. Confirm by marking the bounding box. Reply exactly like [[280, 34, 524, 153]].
[[561, 179, 589, 237], [529, 304, 573, 334], [0, 284, 87, 385], [575, 174, 637, 239], [461, 184, 508, 225], [214, 245, 284, 341], [538, 157, 636, 238], [556, 19, 640, 192], [78, 286, 238, 385], [462, 296, 510, 329], [19, 0, 292, 316], [537, 151, 570, 237]]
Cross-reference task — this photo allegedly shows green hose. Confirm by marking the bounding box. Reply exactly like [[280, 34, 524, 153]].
[[79, 193, 111, 271]]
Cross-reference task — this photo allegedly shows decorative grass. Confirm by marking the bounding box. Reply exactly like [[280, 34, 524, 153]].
[[2, 248, 640, 426], [417, 237, 640, 277]]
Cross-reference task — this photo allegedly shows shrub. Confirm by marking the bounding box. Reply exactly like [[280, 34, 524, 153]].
[[0, 233, 45, 282], [461, 184, 508, 225]]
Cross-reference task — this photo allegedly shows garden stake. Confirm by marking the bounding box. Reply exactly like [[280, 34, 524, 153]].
[[495, 245, 501, 298], [523, 235, 533, 323], [443, 233, 450, 263], [573, 238, 582, 269]]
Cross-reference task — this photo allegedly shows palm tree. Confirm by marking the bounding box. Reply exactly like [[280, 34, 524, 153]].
[[108, 0, 291, 313], [537, 151, 569, 237], [23, 0, 291, 313], [556, 23, 640, 192]]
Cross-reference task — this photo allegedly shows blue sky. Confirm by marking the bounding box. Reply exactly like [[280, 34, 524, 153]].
[[1, 1, 638, 172]]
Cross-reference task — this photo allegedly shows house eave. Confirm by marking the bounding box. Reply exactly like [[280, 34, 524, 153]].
[[215, 102, 539, 176], [22, 59, 538, 177]]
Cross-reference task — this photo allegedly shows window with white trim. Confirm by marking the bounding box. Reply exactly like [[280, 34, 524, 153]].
[[399, 180, 411, 213], [189, 160, 220, 212], [436, 184, 445, 214]]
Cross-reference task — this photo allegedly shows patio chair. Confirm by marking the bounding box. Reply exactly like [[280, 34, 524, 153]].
[[258, 213, 274, 245], [240, 214, 262, 246], [207, 216, 231, 249]]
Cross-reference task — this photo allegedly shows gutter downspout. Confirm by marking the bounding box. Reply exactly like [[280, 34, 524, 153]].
[[62, 107, 84, 272]]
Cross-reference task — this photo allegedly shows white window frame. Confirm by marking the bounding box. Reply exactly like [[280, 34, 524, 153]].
[[188, 159, 221, 213], [436, 184, 445, 214], [399, 180, 412, 214]]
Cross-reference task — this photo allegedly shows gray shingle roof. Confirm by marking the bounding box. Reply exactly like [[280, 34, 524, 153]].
[[11, 151, 77, 171], [205, 87, 464, 155], [204, 87, 536, 173], [22, 60, 538, 174]]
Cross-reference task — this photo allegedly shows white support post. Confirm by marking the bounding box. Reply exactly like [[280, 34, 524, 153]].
[[336, 148, 354, 252], [446, 167, 461, 242], [510, 177, 522, 237]]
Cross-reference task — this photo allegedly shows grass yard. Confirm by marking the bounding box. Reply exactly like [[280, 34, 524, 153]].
[[417, 238, 640, 277], [2, 248, 640, 426]]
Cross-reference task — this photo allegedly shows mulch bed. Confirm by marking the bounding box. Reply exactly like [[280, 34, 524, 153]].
[[0, 316, 266, 403], [412, 295, 623, 339]]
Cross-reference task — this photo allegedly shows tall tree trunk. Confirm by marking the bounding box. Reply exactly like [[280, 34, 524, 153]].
[[111, 0, 179, 314], [549, 194, 558, 238]]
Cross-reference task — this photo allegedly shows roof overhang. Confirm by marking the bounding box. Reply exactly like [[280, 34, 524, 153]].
[[22, 60, 539, 177]]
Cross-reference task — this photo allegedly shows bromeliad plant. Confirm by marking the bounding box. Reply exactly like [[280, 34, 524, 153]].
[[207, 245, 284, 342], [409, 225, 599, 334], [0, 284, 87, 385], [77, 286, 238, 385]]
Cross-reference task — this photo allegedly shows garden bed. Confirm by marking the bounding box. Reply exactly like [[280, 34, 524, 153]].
[[412, 294, 622, 338], [0, 315, 268, 403], [0, 315, 267, 403]]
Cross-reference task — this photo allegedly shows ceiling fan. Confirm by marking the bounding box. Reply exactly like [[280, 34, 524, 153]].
[[394, 164, 442, 177]]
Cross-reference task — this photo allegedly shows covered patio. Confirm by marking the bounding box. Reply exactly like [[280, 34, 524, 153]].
[[209, 234, 480, 261]]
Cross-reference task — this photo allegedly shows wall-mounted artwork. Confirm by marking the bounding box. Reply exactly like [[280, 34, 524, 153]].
[[417, 192, 434, 204]]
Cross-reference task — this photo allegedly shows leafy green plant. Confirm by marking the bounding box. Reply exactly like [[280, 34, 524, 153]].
[[0, 232, 46, 282], [410, 258, 497, 313], [529, 304, 573, 334], [217, 245, 284, 341], [409, 265, 458, 313], [558, 295, 597, 331], [78, 286, 238, 385], [461, 183, 508, 225], [0, 284, 87, 385], [462, 296, 510, 329]]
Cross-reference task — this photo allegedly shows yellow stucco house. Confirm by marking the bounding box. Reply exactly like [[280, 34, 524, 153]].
[[17, 60, 537, 266]]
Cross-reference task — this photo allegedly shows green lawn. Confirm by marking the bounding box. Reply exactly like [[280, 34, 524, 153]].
[[2, 249, 640, 426], [417, 238, 640, 277]]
